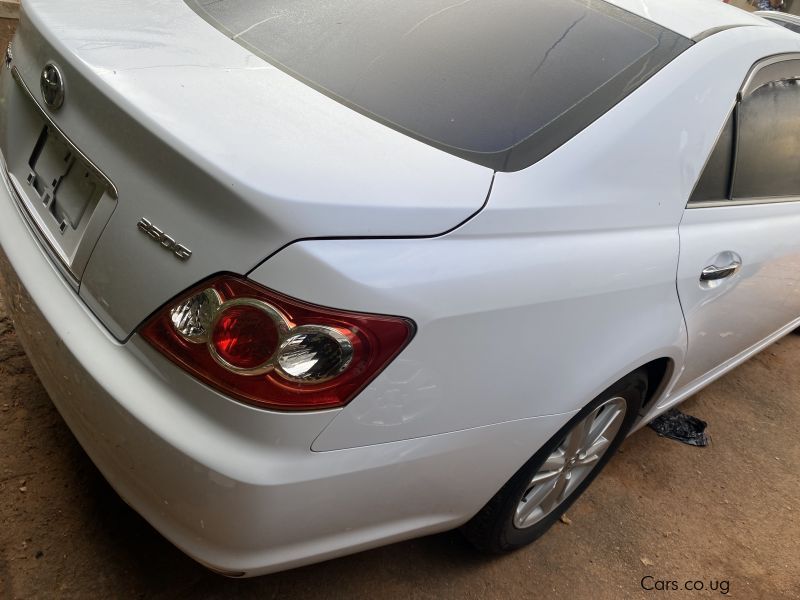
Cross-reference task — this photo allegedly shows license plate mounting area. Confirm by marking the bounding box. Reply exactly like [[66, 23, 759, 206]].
[[16, 125, 116, 280], [27, 127, 100, 233]]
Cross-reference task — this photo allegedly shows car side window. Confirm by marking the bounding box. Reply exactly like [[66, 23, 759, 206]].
[[689, 58, 800, 206], [732, 78, 800, 200], [690, 113, 734, 204], [771, 20, 800, 34]]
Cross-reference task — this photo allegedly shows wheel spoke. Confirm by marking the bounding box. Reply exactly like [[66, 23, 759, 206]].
[[575, 439, 608, 466], [529, 467, 561, 486], [588, 404, 624, 447], [578, 401, 625, 464], [539, 472, 570, 514], [525, 448, 565, 488], [515, 495, 540, 525], [516, 477, 559, 524], [541, 449, 567, 471], [564, 411, 593, 460], [575, 455, 597, 468], [583, 406, 604, 442]]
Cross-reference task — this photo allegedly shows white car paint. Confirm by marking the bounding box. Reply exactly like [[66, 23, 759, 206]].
[[676, 203, 800, 388], [6, 0, 494, 340], [257, 26, 798, 450], [608, 0, 768, 38], [1, 0, 800, 578], [0, 198, 574, 574]]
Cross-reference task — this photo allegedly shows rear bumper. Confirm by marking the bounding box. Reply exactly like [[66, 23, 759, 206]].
[[0, 164, 573, 575]]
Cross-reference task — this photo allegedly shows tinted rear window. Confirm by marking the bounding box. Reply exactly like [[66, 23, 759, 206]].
[[733, 79, 800, 200], [186, 0, 691, 171]]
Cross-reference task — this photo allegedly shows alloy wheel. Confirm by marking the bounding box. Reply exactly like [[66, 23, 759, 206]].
[[513, 396, 627, 529]]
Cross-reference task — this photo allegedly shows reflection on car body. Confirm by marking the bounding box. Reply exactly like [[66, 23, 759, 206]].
[[1, 0, 800, 577]]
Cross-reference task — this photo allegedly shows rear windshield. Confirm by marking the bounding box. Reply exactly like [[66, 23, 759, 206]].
[[186, 0, 691, 172]]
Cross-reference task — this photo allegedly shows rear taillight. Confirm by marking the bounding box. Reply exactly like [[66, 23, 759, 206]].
[[140, 275, 415, 411]]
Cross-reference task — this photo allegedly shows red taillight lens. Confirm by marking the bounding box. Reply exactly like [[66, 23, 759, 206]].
[[210, 301, 282, 373], [139, 275, 415, 411]]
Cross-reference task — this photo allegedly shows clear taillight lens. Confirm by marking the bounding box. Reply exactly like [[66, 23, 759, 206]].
[[140, 275, 415, 411], [276, 326, 354, 383], [169, 288, 221, 342]]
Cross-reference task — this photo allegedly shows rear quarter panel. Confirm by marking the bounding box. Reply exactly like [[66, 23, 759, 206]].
[[250, 27, 800, 451]]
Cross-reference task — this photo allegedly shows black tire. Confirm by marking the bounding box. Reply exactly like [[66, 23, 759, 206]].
[[462, 370, 647, 553]]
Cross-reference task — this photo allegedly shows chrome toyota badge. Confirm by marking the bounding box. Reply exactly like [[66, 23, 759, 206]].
[[40, 62, 65, 110]]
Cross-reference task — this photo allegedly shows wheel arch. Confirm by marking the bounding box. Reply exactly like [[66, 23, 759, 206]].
[[638, 357, 675, 414]]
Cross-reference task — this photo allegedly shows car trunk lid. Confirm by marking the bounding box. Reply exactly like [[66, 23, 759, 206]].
[[1, 0, 493, 340]]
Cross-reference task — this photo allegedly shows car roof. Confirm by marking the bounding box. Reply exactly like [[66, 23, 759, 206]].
[[607, 0, 770, 40]]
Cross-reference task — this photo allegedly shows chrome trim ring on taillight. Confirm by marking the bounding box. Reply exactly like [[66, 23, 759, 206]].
[[207, 297, 291, 376]]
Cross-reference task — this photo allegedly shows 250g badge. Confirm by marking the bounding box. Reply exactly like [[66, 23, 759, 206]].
[[137, 218, 192, 261]]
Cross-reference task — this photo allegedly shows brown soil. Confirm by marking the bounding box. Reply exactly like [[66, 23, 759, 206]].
[[1, 17, 799, 600]]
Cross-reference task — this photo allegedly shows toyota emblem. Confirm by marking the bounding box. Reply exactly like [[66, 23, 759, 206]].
[[40, 62, 65, 110]]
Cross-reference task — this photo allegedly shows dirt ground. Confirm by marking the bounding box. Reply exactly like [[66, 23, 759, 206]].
[[2, 17, 800, 600]]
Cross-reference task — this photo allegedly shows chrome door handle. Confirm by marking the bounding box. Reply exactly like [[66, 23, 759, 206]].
[[700, 261, 741, 281]]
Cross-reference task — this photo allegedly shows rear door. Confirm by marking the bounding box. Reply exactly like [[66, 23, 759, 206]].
[[676, 55, 800, 389]]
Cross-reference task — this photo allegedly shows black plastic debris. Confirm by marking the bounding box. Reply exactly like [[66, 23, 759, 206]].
[[648, 408, 709, 447]]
